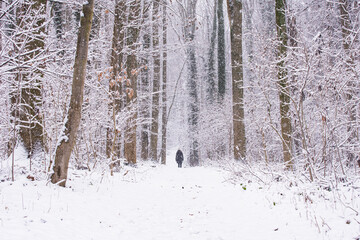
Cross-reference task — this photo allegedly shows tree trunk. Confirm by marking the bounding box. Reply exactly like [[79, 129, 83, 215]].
[[51, 1, 63, 39], [107, 0, 126, 161], [206, 1, 217, 104], [227, 0, 246, 160], [51, 0, 94, 187], [150, 0, 161, 162], [217, 0, 226, 101], [12, 0, 46, 157], [338, 0, 357, 163], [275, 0, 292, 168], [160, 0, 167, 164], [185, 0, 199, 166], [140, 2, 151, 161], [124, 0, 141, 165]]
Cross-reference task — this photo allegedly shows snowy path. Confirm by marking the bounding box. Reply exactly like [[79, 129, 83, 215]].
[[0, 152, 348, 239]]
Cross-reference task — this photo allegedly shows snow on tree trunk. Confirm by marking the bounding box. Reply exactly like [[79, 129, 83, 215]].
[[275, 0, 293, 168], [227, 0, 246, 160], [160, 0, 168, 165], [150, 0, 161, 162], [51, 0, 94, 187], [124, 0, 141, 165], [11, 0, 47, 157], [107, 0, 126, 162]]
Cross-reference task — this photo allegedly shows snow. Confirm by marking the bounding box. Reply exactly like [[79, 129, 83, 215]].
[[0, 149, 359, 240], [56, 116, 69, 148]]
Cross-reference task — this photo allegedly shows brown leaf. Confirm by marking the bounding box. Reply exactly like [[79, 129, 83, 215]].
[[27, 175, 35, 181]]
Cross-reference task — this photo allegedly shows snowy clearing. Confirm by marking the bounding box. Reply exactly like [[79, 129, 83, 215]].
[[0, 150, 359, 240]]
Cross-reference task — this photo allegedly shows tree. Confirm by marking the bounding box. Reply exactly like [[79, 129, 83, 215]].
[[11, 0, 47, 158], [51, 0, 63, 39], [51, 0, 94, 186], [275, 0, 292, 168], [184, 0, 200, 166], [124, 0, 141, 165], [227, 0, 246, 160], [206, 1, 217, 104], [107, 0, 126, 168], [150, 0, 161, 162], [160, 0, 168, 164], [338, 0, 357, 163], [217, 0, 225, 101], [140, 1, 152, 161]]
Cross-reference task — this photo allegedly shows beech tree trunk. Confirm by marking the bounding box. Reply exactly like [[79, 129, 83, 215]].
[[51, 0, 94, 187], [227, 0, 246, 160]]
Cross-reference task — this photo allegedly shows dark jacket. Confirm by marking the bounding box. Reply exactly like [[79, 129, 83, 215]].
[[176, 150, 184, 164]]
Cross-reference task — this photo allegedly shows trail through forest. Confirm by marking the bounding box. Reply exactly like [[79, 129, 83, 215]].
[[0, 149, 359, 240]]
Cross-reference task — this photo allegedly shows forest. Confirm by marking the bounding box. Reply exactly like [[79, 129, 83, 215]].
[[0, 0, 360, 239]]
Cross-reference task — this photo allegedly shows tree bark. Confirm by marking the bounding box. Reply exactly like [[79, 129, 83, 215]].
[[160, 0, 167, 164], [275, 0, 292, 168], [185, 0, 200, 166], [51, 0, 94, 187], [217, 0, 226, 101], [206, 1, 217, 104], [227, 0, 246, 160], [150, 0, 161, 162], [12, 0, 47, 157], [140, 2, 151, 160], [106, 0, 126, 161], [124, 0, 141, 165], [338, 0, 357, 163]]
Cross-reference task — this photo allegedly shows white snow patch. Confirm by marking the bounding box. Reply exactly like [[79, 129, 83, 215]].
[[0, 150, 359, 240], [56, 116, 69, 148]]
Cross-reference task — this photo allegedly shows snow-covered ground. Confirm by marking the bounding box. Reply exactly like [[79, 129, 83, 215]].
[[0, 149, 359, 240]]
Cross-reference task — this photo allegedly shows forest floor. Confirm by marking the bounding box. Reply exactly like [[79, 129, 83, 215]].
[[0, 148, 359, 240]]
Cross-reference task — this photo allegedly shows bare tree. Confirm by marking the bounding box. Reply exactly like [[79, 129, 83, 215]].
[[150, 0, 161, 162], [275, 0, 292, 168], [160, 0, 168, 164], [184, 0, 200, 166], [11, 0, 47, 158], [51, 0, 94, 187], [227, 0, 246, 160], [124, 0, 141, 165], [107, 0, 126, 169]]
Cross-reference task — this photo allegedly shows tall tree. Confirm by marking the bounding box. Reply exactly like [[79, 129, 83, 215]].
[[124, 0, 141, 165], [150, 0, 161, 162], [160, 0, 168, 164], [275, 0, 292, 168], [51, 0, 63, 39], [338, 0, 357, 163], [107, 0, 126, 172], [227, 0, 246, 160], [184, 0, 200, 166], [206, 1, 217, 104], [12, 0, 47, 157], [217, 0, 226, 101], [51, 0, 94, 186], [139, 1, 151, 161]]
